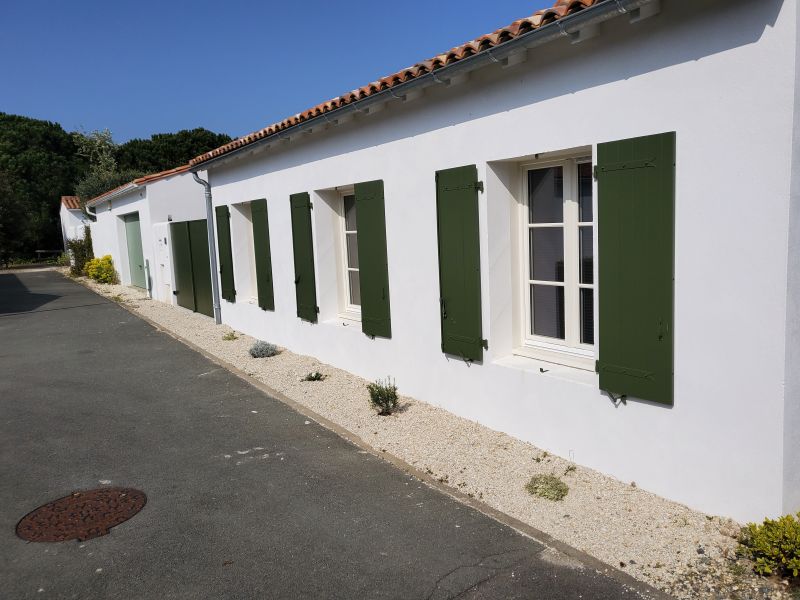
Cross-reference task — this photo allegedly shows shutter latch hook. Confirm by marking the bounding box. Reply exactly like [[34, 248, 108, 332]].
[[609, 392, 627, 407]]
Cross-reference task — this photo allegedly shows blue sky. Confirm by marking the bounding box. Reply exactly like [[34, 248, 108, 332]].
[[0, 1, 552, 142]]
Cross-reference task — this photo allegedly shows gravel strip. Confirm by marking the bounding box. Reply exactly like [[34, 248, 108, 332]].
[[70, 273, 790, 600]]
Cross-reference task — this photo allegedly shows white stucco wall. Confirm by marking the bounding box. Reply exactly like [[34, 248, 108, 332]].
[[89, 171, 207, 302], [91, 188, 150, 288], [145, 170, 208, 303], [783, 0, 800, 516], [59, 206, 88, 251], [201, 0, 796, 522]]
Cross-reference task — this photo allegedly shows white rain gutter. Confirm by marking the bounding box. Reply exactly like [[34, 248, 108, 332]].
[[192, 172, 222, 324], [192, 0, 660, 172], [84, 182, 139, 210]]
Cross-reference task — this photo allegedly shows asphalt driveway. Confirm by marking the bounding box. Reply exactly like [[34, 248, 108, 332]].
[[0, 270, 658, 599]]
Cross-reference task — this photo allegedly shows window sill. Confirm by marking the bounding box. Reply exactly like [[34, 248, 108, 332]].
[[513, 344, 595, 371], [322, 316, 363, 335], [337, 310, 361, 323], [493, 354, 597, 386]]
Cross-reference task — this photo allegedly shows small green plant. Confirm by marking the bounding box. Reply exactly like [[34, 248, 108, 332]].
[[56, 252, 70, 267], [303, 371, 325, 381], [249, 340, 278, 358], [84, 255, 118, 284], [564, 465, 576, 475], [110, 294, 124, 303], [727, 561, 747, 577], [739, 512, 800, 578], [66, 226, 94, 276], [367, 376, 398, 416], [222, 331, 238, 341], [525, 474, 569, 501]]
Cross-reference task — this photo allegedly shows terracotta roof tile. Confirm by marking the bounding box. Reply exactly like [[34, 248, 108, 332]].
[[86, 182, 134, 206], [189, 0, 601, 167], [61, 196, 81, 210], [86, 164, 192, 205], [132, 164, 191, 185]]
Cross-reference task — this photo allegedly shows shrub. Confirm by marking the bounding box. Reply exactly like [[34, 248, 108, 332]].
[[367, 377, 398, 416], [303, 371, 325, 381], [67, 226, 94, 276], [739, 512, 800, 578], [56, 252, 70, 267], [525, 474, 569, 501], [222, 331, 238, 341], [249, 340, 278, 358], [85, 255, 118, 284]]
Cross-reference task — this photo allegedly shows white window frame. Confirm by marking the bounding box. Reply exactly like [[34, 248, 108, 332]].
[[335, 186, 361, 321], [514, 155, 597, 370]]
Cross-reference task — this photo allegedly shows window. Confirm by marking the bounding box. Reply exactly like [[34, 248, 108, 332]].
[[338, 192, 361, 316], [229, 201, 259, 304], [522, 157, 595, 363]]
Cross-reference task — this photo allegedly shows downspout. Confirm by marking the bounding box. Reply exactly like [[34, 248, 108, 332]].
[[192, 172, 222, 324]]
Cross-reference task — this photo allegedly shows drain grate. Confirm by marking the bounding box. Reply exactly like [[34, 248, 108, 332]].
[[16, 488, 146, 542]]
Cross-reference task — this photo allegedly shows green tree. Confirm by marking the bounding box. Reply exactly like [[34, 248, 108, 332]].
[[116, 128, 231, 173], [72, 128, 144, 207], [0, 169, 28, 265], [0, 112, 86, 255], [73, 129, 116, 174]]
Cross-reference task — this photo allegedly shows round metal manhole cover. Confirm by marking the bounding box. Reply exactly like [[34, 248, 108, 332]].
[[16, 488, 147, 542]]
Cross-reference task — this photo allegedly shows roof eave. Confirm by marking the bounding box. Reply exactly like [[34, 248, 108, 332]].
[[85, 182, 139, 208], [191, 0, 658, 172]]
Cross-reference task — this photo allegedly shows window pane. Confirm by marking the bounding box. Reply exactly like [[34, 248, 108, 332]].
[[580, 288, 594, 345], [530, 228, 564, 282], [531, 284, 565, 339], [346, 232, 359, 269], [528, 167, 563, 224], [579, 226, 593, 284], [348, 270, 361, 306], [578, 162, 593, 222], [344, 195, 357, 231]]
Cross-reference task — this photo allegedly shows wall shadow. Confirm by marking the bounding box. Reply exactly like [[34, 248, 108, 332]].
[[0, 274, 60, 314]]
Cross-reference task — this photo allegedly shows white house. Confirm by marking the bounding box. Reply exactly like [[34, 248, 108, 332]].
[[59, 196, 88, 250], [174, 0, 798, 523], [85, 166, 209, 306]]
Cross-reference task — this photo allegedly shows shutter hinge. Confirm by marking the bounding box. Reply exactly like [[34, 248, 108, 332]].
[[593, 166, 599, 181], [595, 359, 601, 373], [481, 339, 488, 350], [315, 306, 320, 313], [475, 181, 484, 193], [309, 201, 314, 210]]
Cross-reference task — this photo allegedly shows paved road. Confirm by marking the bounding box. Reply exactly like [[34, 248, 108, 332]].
[[0, 271, 657, 599]]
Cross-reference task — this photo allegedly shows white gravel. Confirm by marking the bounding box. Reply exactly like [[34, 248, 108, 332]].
[[71, 272, 790, 600]]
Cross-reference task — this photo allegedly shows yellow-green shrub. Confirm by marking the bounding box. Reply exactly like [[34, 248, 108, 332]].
[[739, 512, 800, 578], [85, 255, 118, 284]]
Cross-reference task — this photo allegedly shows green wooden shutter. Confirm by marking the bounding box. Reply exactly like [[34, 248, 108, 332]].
[[354, 180, 391, 338], [435, 165, 485, 361], [250, 199, 275, 311], [170, 221, 195, 312], [596, 131, 675, 405], [188, 219, 214, 318], [215, 205, 236, 303], [290, 192, 318, 322]]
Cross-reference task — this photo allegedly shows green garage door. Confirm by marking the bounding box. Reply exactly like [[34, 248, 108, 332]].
[[170, 219, 214, 318], [123, 213, 146, 289]]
